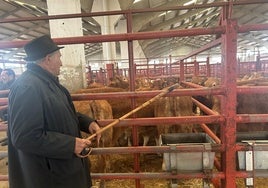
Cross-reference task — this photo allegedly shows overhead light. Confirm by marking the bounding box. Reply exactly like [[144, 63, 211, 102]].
[[158, 12, 165, 17], [134, 0, 142, 4], [88, 21, 97, 26], [184, 0, 197, 6], [158, 11, 172, 17]]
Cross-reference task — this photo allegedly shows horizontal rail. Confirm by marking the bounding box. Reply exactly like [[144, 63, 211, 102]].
[[90, 145, 224, 155], [91, 172, 225, 180], [1, 0, 267, 23], [71, 86, 268, 101], [236, 114, 268, 123], [1, 22, 267, 49], [91, 170, 268, 180], [88, 143, 268, 155], [0, 171, 265, 182], [0, 26, 225, 49], [236, 143, 268, 151], [71, 87, 225, 100], [0, 125, 7, 131], [97, 115, 224, 127], [0, 151, 7, 158], [0, 176, 8, 181]]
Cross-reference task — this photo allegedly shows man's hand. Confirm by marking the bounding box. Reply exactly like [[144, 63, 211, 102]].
[[88, 121, 101, 144], [74, 138, 91, 156]]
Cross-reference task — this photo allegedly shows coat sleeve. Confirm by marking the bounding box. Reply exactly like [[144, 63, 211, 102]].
[[77, 112, 96, 133], [8, 84, 75, 159]]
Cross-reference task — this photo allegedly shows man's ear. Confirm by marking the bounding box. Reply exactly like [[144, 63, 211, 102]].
[[44, 55, 51, 64]]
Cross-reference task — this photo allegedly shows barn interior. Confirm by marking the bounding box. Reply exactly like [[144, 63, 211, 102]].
[[0, 0, 268, 188]]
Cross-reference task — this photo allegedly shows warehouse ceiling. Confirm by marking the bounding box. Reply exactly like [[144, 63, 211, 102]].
[[0, 0, 268, 63]]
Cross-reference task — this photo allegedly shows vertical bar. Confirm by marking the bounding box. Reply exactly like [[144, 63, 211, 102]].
[[180, 61, 185, 81], [106, 63, 114, 81], [237, 58, 241, 77], [86, 65, 92, 86], [220, 19, 238, 188], [194, 60, 199, 76], [169, 55, 172, 76], [146, 58, 149, 78], [206, 57, 211, 77], [256, 55, 261, 72], [133, 64, 137, 79], [125, 11, 141, 188]]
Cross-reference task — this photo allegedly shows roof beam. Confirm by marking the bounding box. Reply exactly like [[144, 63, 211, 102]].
[[81, 0, 94, 12], [132, 0, 188, 32], [238, 33, 268, 50], [118, 0, 134, 10], [236, 4, 268, 21], [8, 0, 47, 9], [0, 7, 20, 18], [2, 22, 49, 60], [141, 9, 219, 51]]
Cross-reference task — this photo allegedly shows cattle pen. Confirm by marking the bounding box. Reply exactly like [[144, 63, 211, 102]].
[[85, 56, 268, 86], [0, 1, 268, 188]]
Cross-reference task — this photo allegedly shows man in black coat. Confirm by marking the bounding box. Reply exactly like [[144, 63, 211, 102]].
[[7, 35, 101, 188]]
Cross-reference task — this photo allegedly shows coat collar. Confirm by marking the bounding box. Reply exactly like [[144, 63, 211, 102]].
[[26, 63, 59, 84], [26, 63, 73, 106]]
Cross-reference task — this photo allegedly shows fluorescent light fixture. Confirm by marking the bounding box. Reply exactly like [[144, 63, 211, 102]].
[[184, 0, 196, 6], [88, 21, 97, 26], [158, 11, 172, 17], [134, 0, 142, 4], [158, 12, 165, 17]]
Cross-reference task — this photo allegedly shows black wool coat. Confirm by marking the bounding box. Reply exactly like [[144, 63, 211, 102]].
[[8, 63, 95, 188]]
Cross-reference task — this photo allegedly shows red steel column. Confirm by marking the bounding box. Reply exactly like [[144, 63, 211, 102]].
[[206, 57, 211, 77], [126, 11, 141, 188], [256, 54, 261, 72], [180, 61, 185, 81], [220, 19, 238, 188], [106, 63, 114, 81], [86, 65, 92, 86], [169, 55, 172, 76], [194, 60, 199, 76]]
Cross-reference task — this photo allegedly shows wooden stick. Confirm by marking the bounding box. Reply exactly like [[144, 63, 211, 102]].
[[86, 83, 179, 141]]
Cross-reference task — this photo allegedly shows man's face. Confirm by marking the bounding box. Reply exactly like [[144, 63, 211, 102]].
[[47, 51, 62, 76], [1, 71, 13, 84]]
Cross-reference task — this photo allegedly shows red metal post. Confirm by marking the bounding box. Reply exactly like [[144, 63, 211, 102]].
[[180, 61, 185, 81], [106, 63, 114, 82], [146, 58, 149, 78], [169, 55, 172, 76], [85, 65, 92, 86], [220, 19, 238, 188], [194, 60, 199, 76], [256, 54, 261, 72], [206, 57, 211, 77], [126, 11, 141, 188], [98, 68, 106, 85]]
